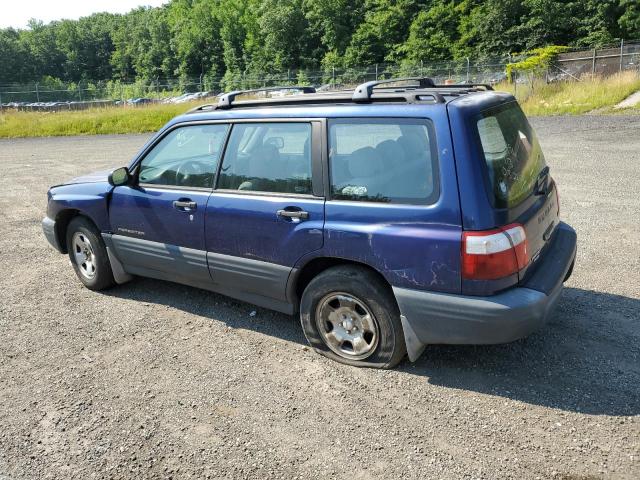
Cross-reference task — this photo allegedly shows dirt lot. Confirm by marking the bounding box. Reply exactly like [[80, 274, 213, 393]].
[[0, 115, 639, 479]]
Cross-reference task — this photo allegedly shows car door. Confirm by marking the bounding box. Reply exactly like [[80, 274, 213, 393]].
[[109, 123, 229, 286], [205, 120, 325, 303]]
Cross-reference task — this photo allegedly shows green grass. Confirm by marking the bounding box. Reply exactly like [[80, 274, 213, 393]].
[[495, 71, 640, 116], [1, 73, 639, 137], [0, 102, 200, 138]]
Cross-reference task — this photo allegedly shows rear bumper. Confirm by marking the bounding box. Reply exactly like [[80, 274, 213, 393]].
[[395, 222, 577, 361], [42, 216, 64, 253]]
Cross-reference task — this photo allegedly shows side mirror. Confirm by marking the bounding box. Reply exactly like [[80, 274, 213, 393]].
[[108, 166, 131, 186]]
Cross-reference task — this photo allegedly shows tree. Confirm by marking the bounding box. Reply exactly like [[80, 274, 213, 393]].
[[56, 14, 117, 82], [20, 20, 66, 80], [168, 0, 224, 82], [573, 0, 622, 47], [216, 0, 252, 89], [343, 0, 424, 66], [303, 0, 365, 65], [519, 0, 577, 50], [618, 0, 640, 38], [0, 28, 32, 83], [399, 1, 462, 64], [0, 0, 638, 88], [110, 7, 176, 81], [456, 0, 530, 58]]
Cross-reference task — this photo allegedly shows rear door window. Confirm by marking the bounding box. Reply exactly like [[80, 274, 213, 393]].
[[328, 119, 438, 205], [217, 122, 312, 195], [476, 103, 546, 208]]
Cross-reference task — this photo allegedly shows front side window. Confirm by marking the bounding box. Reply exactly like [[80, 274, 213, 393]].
[[217, 122, 312, 195], [476, 103, 546, 208], [138, 124, 229, 188], [329, 119, 438, 204]]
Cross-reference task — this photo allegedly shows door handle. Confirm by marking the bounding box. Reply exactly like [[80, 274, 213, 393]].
[[173, 199, 197, 211], [277, 209, 309, 221]]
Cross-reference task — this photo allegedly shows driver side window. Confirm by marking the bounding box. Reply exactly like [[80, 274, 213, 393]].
[[138, 124, 229, 188]]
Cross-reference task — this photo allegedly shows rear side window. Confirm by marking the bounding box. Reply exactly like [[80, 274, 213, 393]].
[[217, 122, 312, 195], [476, 103, 546, 209], [328, 119, 438, 205]]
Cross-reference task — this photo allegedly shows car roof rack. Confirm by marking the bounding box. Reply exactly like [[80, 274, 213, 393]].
[[447, 82, 494, 91], [352, 77, 436, 101], [186, 79, 497, 113], [188, 86, 317, 112]]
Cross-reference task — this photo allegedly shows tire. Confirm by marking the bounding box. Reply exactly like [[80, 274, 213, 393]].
[[66, 216, 116, 291], [300, 265, 406, 368]]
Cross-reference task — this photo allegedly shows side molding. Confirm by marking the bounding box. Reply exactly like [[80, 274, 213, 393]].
[[109, 234, 211, 283], [207, 252, 292, 302]]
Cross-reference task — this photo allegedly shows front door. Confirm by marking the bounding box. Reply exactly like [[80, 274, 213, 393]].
[[205, 121, 325, 302], [109, 123, 229, 285]]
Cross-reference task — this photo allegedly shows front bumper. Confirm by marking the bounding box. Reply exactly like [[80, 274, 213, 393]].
[[395, 222, 577, 361], [42, 216, 64, 253]]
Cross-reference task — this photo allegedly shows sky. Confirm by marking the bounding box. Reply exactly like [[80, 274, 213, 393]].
[[1, 1, 169, 29]]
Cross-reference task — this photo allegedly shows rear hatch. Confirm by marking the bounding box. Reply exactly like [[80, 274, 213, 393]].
[[475, 102, 560, 281]]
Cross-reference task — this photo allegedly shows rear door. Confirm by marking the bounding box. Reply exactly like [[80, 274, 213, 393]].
[[205, 120, 325, 302], [475, 102, 559, 278]]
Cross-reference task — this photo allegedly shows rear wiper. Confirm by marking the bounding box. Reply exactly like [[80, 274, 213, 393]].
[[534, 166, 550, 195]]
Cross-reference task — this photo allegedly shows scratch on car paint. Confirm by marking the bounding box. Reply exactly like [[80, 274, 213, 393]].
[[429, 261, 449, 286], [389, 268, 422, 288]]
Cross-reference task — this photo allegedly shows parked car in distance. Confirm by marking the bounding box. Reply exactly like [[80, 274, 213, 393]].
[[42, 78, 576, 368]]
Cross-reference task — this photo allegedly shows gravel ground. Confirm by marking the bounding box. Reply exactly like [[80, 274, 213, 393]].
[[0, 115, 639, 480]]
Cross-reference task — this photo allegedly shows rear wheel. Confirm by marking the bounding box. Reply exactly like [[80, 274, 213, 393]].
[[66, 216, 116, 290], [300, 265, 406, 368]]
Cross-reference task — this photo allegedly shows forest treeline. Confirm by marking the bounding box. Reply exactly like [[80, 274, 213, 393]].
[[0, 0, 638, 88]]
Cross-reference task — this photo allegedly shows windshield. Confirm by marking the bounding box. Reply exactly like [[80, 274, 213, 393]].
[[476, 102, 546, 209]]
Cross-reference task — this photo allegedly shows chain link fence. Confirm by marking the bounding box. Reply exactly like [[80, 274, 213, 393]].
[[549, 39, 640, 81], [1, 39, 638, 112]]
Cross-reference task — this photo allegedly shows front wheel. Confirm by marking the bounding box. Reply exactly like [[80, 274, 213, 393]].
[[66, 216, 116, 291], [299, 265, 406, 368]]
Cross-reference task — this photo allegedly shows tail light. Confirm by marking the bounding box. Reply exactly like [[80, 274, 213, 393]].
[[462, 224, 529, 280]]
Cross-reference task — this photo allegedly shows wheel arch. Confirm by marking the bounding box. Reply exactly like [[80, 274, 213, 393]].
[[291, 256, 398, 310], [55, 209, 100, 253]]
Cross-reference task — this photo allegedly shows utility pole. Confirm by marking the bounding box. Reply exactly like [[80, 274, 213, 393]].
[[35, 83, 40, 102], [620, 39, 624, 72], [592, 48, 597, 75], [466, 57, 470, 83]]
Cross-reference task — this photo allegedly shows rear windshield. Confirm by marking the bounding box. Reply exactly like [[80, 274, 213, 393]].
[[476, 103, 546, 209]]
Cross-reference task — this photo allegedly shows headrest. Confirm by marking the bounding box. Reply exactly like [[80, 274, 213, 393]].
[[348, 147, 382, 178], [375, 139, 405, 164], [397, 132, 428, 160]]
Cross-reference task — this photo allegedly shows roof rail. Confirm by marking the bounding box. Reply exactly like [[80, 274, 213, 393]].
[[438, 82, 494, 91], [352, 77, 435, 101], [217, 86, 316, 109]]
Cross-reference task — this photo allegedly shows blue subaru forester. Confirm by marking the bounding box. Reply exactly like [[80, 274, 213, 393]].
[[42, 78, 577, 368]]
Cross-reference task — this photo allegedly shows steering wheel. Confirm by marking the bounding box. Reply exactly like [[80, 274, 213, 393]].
[[175, 160, 207, 187]]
